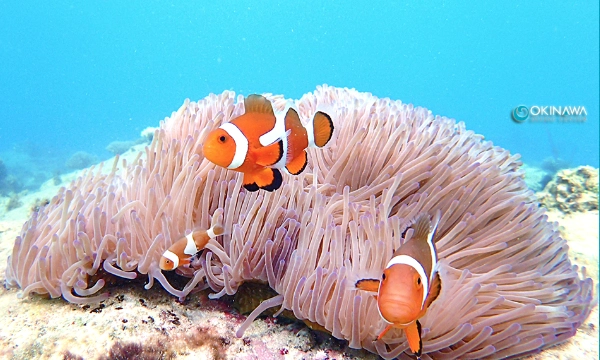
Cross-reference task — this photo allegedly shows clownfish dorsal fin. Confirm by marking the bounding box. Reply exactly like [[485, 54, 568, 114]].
[[410, 211, 440, 284], [412, 214, 431, 243], [424, 271, 442, 310], [355, 278, 380, 293], [244, 94, 275, 116]]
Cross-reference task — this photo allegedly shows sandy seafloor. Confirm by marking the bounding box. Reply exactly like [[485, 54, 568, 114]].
[[0, 150, 597, 360]]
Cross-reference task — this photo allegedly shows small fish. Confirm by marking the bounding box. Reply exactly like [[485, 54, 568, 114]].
[[202, 94, 334, 192], [159, 222, 225, 271], [355, 212, 442, 360]]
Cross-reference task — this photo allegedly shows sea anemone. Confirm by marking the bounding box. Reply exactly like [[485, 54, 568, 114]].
[[5, 86, 594, 359]]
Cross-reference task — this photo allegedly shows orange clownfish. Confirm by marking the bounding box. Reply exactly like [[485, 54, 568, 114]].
[[159, 222, 225, 271], [355, 212, 442, 360], [202, 94, 334, 192]]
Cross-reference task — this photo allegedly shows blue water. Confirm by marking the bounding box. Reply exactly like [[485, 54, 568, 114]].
[[0, 1, 598, 191]]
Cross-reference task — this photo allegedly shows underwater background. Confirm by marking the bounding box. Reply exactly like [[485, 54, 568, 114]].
[[0, 1, 598, 193]]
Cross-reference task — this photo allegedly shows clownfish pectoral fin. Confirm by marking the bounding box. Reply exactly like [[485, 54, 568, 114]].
[[355, 278, 380, 293], [254, 140, 284, 167], [405, 320, 423, 359], [254, 168, 283, 192], [312, 111, 334, 148], [244, 94, 275, 115], [286, 149, 308, 175], [424, 271, 442, 310], [376, 324, 393, 341]]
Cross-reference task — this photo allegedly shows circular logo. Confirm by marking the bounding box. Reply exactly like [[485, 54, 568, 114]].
[[512, 105, 529, 123]]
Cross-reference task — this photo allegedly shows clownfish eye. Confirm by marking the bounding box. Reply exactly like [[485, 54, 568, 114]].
[[382, 273, 386, 280], [218, 135, 227, 143], [417, 277, 422, 285], [166, 260, 172, 264]]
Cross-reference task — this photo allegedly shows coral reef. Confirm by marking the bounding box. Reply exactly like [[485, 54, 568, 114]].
[[0, 158, 6, 180], [538, 166, 599, 214], [65, 151, 100, 170], [4, 86, 595, 359], [0, 158, 20, 196], [141, 126, 159, 143], [540, 156, 570, 174], [5, 193, 22, 212], [105, 140, 137, 155], [106, 138, 151, 156], [522, 164, 550, 192]]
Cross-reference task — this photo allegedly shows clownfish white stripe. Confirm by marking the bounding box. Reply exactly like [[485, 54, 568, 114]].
[[183, 232, 197, 256], [206, 227, 216, 239], [427, 212, 441, 282], [305, 115, 316, 148], [220, 122, 248, 169], [163, 250, 180, 269], [386, 255, 429, 309], [259, 106, 288, 147], [270, 129, 292, 169]]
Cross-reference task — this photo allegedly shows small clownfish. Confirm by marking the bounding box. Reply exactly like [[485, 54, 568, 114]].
[[202, 94, 334, 192], [355, 212, 442, 360], [159, 222, 225, 271]]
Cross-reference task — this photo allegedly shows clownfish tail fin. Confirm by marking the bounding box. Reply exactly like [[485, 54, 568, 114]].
[[311, 111, 334, 148], [207, 208, 226, 238]]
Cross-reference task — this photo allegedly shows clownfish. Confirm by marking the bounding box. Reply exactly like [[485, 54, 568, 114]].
[[355, 212, 442, 359], [202, 94, 334, 192], [159, 222, 225, 271]]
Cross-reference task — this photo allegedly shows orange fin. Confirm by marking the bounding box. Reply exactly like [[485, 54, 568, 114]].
[[242, 173, 260, 192], [253, 168, 283, 192], [405, 320, 423, 358], [286, 150, 308, 175], [285, 108, 308, 142], [424, 271, 442, 309], [355, 278, 380, 293], [376, 324, 393, 341], [285, 107, 303, 129], [254, 140, 284, 166], [244, 94, 274, 115], [312, 111, 334, 147]]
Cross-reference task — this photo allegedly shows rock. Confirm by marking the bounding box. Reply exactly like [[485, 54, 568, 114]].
[[538, 166, 599, 214]]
